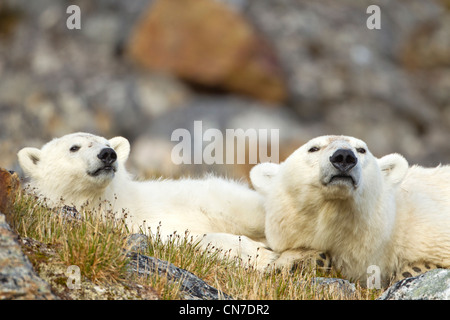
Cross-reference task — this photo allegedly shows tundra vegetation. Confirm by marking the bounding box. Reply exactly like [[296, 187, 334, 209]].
[[6, 191, 383, 300]]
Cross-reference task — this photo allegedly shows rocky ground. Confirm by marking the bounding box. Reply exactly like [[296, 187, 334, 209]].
[[0, 0, 449, 180]]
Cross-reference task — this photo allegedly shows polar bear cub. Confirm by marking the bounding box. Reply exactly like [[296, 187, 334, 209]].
[[18, 132, 278, 268], [251, 135, 450, 286]]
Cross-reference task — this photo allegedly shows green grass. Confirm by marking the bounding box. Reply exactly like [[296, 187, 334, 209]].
[[6, 191, 383, 300]]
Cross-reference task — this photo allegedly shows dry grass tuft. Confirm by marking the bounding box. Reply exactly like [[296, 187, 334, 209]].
[[9, 193, 130, 283], [7, 191, 383, 300]]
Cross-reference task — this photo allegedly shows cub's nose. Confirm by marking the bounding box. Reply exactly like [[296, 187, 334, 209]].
[[330, 149, 357, 172], [97, 148, 117, 165]]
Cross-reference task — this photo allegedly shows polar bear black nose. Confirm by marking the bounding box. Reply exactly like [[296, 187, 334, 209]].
[[97, 148, 117, 165], [330, 149, 357, 172]]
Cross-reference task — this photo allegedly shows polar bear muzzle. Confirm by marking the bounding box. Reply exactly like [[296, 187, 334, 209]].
[[322, 148, 361, 188], [88, 147, 118, 177], [329, 149, 357, 172], [328, 148, 358, 186]]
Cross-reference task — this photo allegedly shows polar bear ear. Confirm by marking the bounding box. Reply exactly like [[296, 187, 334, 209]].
[[378, 153, 409, 185], [17, 147, 42, 178], [109, 136, 130, 163], [250, 162, 280, 194]]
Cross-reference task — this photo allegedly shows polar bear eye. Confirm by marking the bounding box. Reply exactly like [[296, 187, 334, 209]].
[[356, 147, 366, 154], [70, 145, 81, 152], [308, 146, 320, 153]]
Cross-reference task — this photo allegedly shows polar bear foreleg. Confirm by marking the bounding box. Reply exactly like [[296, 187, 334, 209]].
[[272, 248, 333, 273], [199, 233, 280, 271]]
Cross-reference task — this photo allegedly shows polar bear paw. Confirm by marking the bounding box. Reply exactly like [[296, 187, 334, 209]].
[[313, 251, 333, 272], [397, 261, 441, 280], [273, 248, 332, 273]]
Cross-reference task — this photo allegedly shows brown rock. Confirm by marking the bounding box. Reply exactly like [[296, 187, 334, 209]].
[[0, 168, 20, 215], [401, 16, 450, 69], [127, 0, 286, 103], [439, 0, 450, 10]]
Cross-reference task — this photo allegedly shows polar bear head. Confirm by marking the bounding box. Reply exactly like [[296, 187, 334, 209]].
[[249, 135, 409, 262], [251, 135, 410, 284], [18, 132, 130, 207], [251, 135, 408, 202]]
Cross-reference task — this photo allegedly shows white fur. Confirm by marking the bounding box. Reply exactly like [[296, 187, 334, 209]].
[[251, 135, 450, 286], [18, 132, 278, 269]]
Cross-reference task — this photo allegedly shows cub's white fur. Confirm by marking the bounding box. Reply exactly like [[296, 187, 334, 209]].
[[251, 135, 450, 286], [18, 132, 278, 268]]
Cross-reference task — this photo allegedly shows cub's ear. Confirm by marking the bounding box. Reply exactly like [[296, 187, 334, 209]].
[[378, 153, 408, 185], [17, 147, 42, 178], [109, 136, 130, 163], [250, 162, 280, 194]]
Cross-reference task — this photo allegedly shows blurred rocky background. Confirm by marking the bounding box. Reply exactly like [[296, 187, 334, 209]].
[[0, 0, 449, 180]]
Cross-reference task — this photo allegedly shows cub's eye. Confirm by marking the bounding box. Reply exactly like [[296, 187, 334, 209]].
[[308, 146, 320, 153], [356, 147, 366, 154], [70, 145, 80, 152]]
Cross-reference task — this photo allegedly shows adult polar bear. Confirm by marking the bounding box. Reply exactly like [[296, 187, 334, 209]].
[[251, 135, 450, 287], [18, 132, 278, 268]]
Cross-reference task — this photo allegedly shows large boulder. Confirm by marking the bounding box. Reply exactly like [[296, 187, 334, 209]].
[[379, 269, 450, 300], [127, 0, 287, 103]]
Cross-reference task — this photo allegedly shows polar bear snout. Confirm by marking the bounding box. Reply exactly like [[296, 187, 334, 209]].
[[87, 147, 118, 177], [322, 147, 361, 189], [330, 149, 357, 173], [97, 148, 117, 166]]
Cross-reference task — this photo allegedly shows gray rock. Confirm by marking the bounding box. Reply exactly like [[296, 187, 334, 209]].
[[311, 277, 356, 297], [126, 252, 233, 300], [127, 233, 149, 253], [0, 213, 57, 300], [378, 269, 450, 300]]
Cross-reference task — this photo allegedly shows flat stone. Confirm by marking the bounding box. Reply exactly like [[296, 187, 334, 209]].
[[126, 252, 233, 300]]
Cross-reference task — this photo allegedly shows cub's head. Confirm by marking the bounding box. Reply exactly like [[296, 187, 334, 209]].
[[18, 132, 130, 206], [251, 135, 408, 201]]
